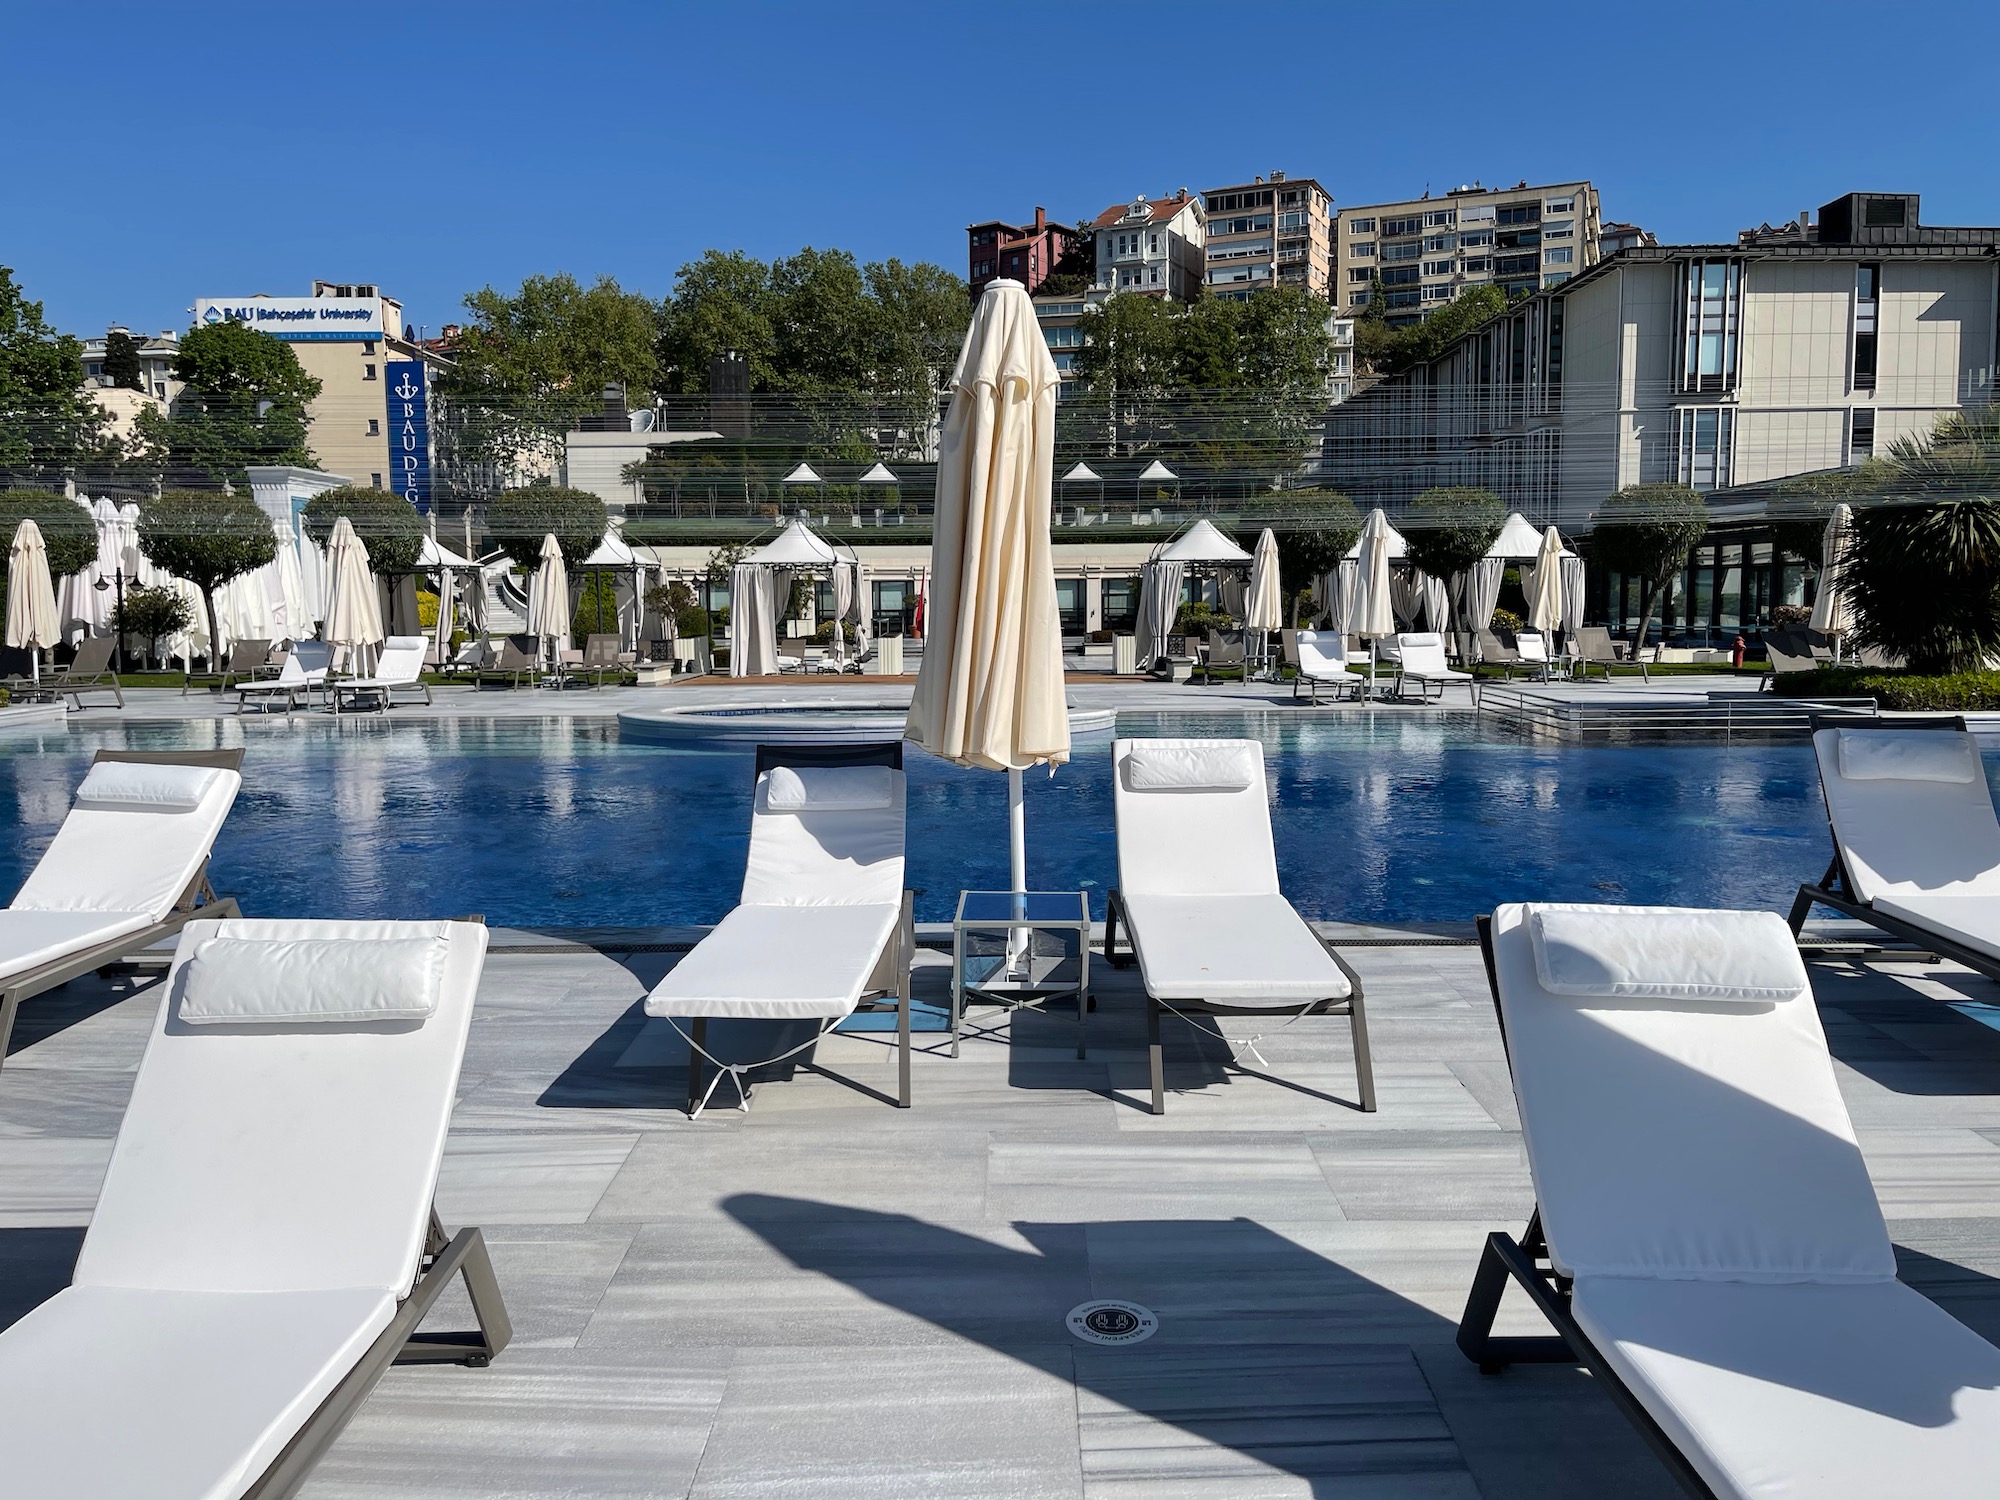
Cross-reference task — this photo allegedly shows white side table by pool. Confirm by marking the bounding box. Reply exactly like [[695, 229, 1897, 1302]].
[[951, 891, 1092, 1060]]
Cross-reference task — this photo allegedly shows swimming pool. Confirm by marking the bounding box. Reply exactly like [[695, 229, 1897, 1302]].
[[2, 713, 1973, 928]]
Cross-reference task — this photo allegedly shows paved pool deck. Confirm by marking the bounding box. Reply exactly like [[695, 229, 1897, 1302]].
[[6, 932, 2000, 1498]]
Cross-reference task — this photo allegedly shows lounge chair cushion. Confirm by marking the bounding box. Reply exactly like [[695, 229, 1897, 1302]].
[[1530, 905, 1807, 1003], [763, 764, 897, 813], [74, 761, 221, 812], [1122, 741, 1259, 792], [178, 934, 446, 1025], [1811, 729, 2000, 905], [645, 903, 901, 1020], [1838, 728, 1981, 783], [1571, 1275, 2000, 1500], [1113, 739, 1279, 899], [1120, 893, 1350, 1004], [1871, 893, 2000, 962], [0, 909, 156, 985], [1492, 903, 1894, 1284], [741, 771, 906, 907], [10, 768, 240, 918], [0, 1283, 395, 1500]]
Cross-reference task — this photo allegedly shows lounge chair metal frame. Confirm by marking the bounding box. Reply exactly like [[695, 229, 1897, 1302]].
[[477, 634, 543, 689], [1784, 715, 1999, 974], [1101, 888, 1375, 1116], [0, 748, 244, 1072], [242, 1205, 513, 1500], [679, 742, 917, 1116], [1452, 914, 1722, 1500], [45, 637, 124, 710]]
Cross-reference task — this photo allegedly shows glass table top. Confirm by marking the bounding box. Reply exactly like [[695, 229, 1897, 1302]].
[[955, 890, 1090, 924]]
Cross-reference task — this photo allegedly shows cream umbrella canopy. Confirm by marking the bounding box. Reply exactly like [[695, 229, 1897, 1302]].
[[1526, 524, 1566, 635], [1810, 503, 1855, 654], [526, 533, 571, 670], [7, 520, 61, 684], [1246, 527, 1283, 676], [905, 278, 1068, 903], [322, 516, 384, 677], [1351, 509, 1398, 695]]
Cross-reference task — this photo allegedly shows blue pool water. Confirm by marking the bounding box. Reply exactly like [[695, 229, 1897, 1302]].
[[2, 713, 1983, 928]]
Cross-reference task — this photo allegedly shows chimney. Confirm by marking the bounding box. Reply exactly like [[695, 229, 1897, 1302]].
[[1035, 205, 1046, 233]]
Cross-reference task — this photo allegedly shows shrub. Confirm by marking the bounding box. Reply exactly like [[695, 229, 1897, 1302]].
[[644, 580, 709, 638], [0, 490, 97, 581], [136, 490, 277, 665], [1771, 603, 1812, 628], [571, 573, 621, 640], [300, 485, 424, 574], [487, 486, 608, 572], [1490, 607, 1526, 634], [1846, 498, 2000, 675], [117, 584, 193, 668], [1769, 666, 2000, 711], [1174, 600, 1234, 634]]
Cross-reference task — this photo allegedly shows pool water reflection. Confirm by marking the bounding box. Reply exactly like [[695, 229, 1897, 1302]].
[[0, 713, 1957, 928]]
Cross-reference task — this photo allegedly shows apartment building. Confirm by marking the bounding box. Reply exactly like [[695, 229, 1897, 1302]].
[[1318, 192, 1998, 530], [1033, 293, 1089, 398], [1335, 180, 1601, 325], [1092, 191, 1206, 301], [190, 281, 450, 505], [965, 208, 1079, 299], [80, 329, 182, 403], [1201, 173, 1333, 300], [1601, 221, 1658, 258]]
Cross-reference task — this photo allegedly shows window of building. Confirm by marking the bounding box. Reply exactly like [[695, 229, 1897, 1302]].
[[1424, 233, 1455, 252], [363, 340, 376, 355], [1677, 406, 1735, 490], [1853, 263, 1879, 392], [1384, 215, 1423, 236], [1348, 267, 1374, 283], [1863, 197, 1908, 228], [1043, 326, 1083, 348], [1347, 217, 1376, 234], [1497, 229, 1541, 249], [1349, 289, 1372, 307], [1679, 258, 1742, 394], [1495, 253, 1538, 275], [1278, 209, 1307, 230], [1424, 209, 1456, 228], [1383, 241, 1421, 261], [1547, 298, 1565, 386], [1101, 577, 1140, 632], [1385, 289, 1422, 309], [367, 418, 380, 435], [1423, 259, 1455, 277], [1148, 234, 1160, 252], [1149, 267, 1160, 285], [1381, 266, 1420, 286], [1497, 203, 1540, 225], [364, 363, 377, 381], [1462, 256, 1492, 274], [1423, 284, 1454, 303], [1851, 407, 1876, 460], [1545, 272, 1572, 286], [1459, 230, 1494, 248], [1546, 197, 1574, 214], [1543, 220, 1574, 238], [371, 472, 383, 487], [1349, 240, 1375, 258], [1545, 246, 1574, 265]]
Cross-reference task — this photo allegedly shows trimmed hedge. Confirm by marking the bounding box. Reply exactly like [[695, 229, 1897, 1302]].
[[1772, 666, 2000, 712]]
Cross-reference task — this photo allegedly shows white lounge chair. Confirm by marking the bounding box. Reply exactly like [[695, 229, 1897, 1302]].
[[1292, 628, 1363, 705], [645, 743, 916, 1116], [0, 916, 510, 1500], [1459, 902, 2000, 1500], [1789, 721, 2000, 977], [1103, 737, 1374, 1115], [236, 640, 332, 714], [1514, 629, 1562, 681], [0, 751, 243, 1072], [331, 634, 433, 712], [1393, 631, 1479, 705]]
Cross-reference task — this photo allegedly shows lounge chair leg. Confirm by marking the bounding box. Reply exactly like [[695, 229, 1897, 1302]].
[[1455, 1229, 1577, 1373], [1788, 884, 1817, 935], [1147, 993, 1165, 1115], [0, 988, 18, 1070], [896, 972, 912, 1110], [687, 1017, 707, 1117], [1348, 994, 1377, 1112], [1104, 890, 1130, 969]]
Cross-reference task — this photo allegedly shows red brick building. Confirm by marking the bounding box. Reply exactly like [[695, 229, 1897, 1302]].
[[965, 207, 1079, 298]]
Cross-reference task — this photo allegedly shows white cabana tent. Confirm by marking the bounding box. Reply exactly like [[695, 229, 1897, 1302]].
[[728, 563, 777, 676], [857, 462, 898, 486], [1132, 561, 1185, 671], [748, 519, 841, 568], [1135, 458, 1177, 512], [578, 524, 647, 650], [1454, 510, 1545, 639]]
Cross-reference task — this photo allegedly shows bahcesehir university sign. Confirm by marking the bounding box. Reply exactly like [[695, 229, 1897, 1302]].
[[192, 296, 385, 341]]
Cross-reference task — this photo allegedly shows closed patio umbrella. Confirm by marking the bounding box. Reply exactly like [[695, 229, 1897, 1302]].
[[1246, 527, 1282, 672], [1810, 503, 1855, 656], [7, 520, 60, 684], [906, 278, 1069, 910], [1527, 525, 1566, 635], [322, 515, 384, 677], [1352, 510, 1397, 697], [526, 533, 570, 670]]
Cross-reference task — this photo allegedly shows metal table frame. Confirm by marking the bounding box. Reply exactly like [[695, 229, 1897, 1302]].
[[951, 890, 1092, 1059]]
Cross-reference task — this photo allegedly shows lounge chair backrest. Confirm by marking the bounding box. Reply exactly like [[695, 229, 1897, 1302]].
[[1489, 902, 1894, 1285], [1397, 632, 1448, 673], [73, 918, 488, 1296], [1113, 737, 1278, 899], [1573, 626, 1614, 663], [1278, 629, 1300, 668], [498, 634, 538, 669], [66, 636, 115, 674], [1766, 630, 1818, 674], [1206, 630, 1246, 665], [10, 764, 241, 918], [1295, 630, 1350, 677], [278, 640, 333, 686], [741, 763, 907, 907], [1516, 631, 1550, 663], [582, 634, 622, 667], [368, 636, 427, 684], [1811, 727, 2000, 903], [1477, 630, 1517, 664]]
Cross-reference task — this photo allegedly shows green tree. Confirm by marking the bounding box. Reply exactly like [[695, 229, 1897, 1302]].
[[655, 251, 777, 393], [1590, 483, 1710, 650], [134, 320, 320, 488], [101, 330, 144, 391], [1846, 498, 2000, 674], [1071, 293, 1181, 455], [439, 273, 660, 476], [864, 257, 971, 403], [1355, 284, 1507, 380], [486, 485, 608, 571], [1403, 486, 1506, 630], [118, 584, 192, 668], [0, 268, 110, 484], [136, 489, 278, 665], [768, 248, 877, 395], [0, 489, 97, 580], [299, 485, 425, 574], [1274, 491, 1362, 625]]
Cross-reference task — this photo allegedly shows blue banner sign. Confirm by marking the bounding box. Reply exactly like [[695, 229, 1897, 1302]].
[[384, 360, 431, 510]]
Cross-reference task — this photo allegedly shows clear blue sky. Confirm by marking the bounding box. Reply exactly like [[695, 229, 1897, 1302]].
[[9, 0, 1997, 339]]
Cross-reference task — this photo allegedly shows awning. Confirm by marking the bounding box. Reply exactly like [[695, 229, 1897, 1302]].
[[748, 519, 841, 567], [1155, 518, 1251, 563]]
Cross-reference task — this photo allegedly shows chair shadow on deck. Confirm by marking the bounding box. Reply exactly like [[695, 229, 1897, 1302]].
[[723, 1193, 1684, 1499], [5, 971, 158, 1058], [0, 1228, 85, 1332], [1810, 956, 2000, 1097]]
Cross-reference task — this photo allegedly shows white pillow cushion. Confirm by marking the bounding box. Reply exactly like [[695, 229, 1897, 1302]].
[[1123, 741, 1258, 792], [177, 935, 447, 1024], [74, 762, 221, 812], [762, 764, 896, 813], [1838, 729, 1979, 784], [1530, 905, 1808, 1004]]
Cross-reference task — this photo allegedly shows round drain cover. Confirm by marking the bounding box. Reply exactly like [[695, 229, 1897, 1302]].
[[1067, 1300, 1158, 1346]]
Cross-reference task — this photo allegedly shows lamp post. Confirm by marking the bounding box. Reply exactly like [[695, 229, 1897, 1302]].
[[93, 566, 128, 673]]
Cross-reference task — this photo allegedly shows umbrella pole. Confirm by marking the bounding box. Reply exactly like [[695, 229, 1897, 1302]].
[[1007, 766, 1028, 979]]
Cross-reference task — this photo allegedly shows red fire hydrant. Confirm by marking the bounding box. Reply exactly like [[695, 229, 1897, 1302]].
[[1732, 633, 1747, 669]]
